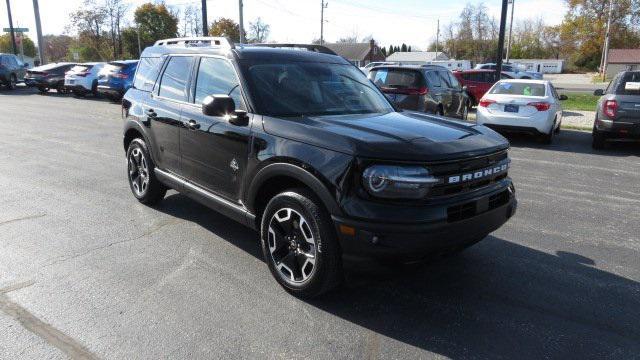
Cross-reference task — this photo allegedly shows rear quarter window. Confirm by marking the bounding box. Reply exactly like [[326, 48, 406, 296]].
[[616, 73, 640, 95], [133, 57, 164, 92], [370, 69, 423, 89]]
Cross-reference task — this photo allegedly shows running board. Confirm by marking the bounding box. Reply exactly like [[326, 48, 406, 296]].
[[154, 168, 257, 230]]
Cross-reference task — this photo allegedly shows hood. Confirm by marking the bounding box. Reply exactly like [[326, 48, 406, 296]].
[[262, 111, 509, 162]]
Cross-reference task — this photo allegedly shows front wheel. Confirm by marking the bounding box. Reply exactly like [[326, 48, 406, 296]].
[[126, 138, 166, 205], [260, 189, 343, 298], [37, 86, 49, 93], [6, 74, 17, 90]]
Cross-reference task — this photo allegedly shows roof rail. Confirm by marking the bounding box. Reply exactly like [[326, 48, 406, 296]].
[[154, 37, 234, 49], [248, 43, 337, 55]]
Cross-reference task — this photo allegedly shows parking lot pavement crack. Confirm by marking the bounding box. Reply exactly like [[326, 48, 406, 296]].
[[41, 218, 183, 269], [0, 213, 46, 227], [0, 281, 98, 360]]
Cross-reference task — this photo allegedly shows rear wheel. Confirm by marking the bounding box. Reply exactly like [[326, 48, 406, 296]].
[[541, 128, 554, 144], [6, 74, 17, 90], [126, 138, 167, 205], [261, 189, 343, 298], [37, 86, 49, 93]]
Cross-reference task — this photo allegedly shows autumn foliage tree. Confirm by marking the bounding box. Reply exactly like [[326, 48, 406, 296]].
[[209, 18, 242, 43]]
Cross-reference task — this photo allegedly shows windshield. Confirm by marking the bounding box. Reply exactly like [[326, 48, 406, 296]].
[[490, 82, 546, 97], [242, 61, 394, 117]]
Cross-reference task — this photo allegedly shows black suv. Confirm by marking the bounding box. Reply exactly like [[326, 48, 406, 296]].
[[0, 53, 27, 89], [369, 65, 470, 120], [122, 37, 517, 298]]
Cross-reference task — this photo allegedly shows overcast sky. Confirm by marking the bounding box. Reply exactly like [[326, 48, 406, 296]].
[[0, 0, 567, 49]]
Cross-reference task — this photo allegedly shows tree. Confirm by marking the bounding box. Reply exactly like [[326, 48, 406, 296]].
[[388, 45, 394, 56], [67, 0, 107, 60], [336, 34, 359, 43], [179, 4, 202, 37], [0, 34, 36, 57], [43, 34, 73, 62], [104, 0, 128, 59], [135, 3, 178, 46], [209, 18, 241, 43], [401, 43, 407, 52], [248, 17, 270, 43]]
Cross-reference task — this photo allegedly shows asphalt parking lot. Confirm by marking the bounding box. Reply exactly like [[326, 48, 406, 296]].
[[1, 86, 639, 359]]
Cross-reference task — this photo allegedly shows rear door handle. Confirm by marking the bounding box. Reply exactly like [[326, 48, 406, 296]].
[[187, 119, 200, 130]]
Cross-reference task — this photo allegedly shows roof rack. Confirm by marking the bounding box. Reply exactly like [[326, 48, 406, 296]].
[[248, 43, 337, 55], [154, 37, 234, 49]]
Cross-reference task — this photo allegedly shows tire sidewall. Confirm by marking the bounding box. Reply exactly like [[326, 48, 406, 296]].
[[126, 138, 157, 202], [260, 190, 338, 295]]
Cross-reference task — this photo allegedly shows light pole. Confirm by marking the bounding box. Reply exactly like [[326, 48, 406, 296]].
[[506, 0, 515, 63], [32, 0, 45, 64], [201, 0, 207, 36], [496, 0, 509, 78], [601, 0, 614, 81], [239, 0, 245, 43], [320, 0, 328, 45], [5, 0, 18, 55]]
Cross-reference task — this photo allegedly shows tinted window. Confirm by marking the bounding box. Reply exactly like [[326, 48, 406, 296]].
[[447, 72, 461, 89], [490, 82, 547, 96], [158, 56, 194, 101], [133, 57, 164, 92], [194, 57, 244, 109], [425, 71, 441, 87], [438, 71, 452, 87], [616, 72, 640, 95], [370, 69, 423, 89], [503, 65, 514, 72], [245, 62, 393, 117]]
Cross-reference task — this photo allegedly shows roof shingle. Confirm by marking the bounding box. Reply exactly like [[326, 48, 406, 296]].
[[608, 49, 640, 64]]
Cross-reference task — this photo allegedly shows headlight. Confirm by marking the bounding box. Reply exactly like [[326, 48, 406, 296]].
[[362, 165, 440, 199]]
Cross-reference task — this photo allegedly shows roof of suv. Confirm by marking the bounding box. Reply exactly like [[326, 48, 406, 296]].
[[141, 41, 349, 65]]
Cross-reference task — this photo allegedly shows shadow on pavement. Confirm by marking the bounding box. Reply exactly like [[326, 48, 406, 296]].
[[505, 129, 640, 157], [155, 193, 639, 359]]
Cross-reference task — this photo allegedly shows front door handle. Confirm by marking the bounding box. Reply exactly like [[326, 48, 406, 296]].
[[187, 119, 200, 130], [145, 109, 157, 118]]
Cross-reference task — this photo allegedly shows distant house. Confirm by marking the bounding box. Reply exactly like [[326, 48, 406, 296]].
[[385, 51, 449, 64], [607, 49, 640, 78], [324, 40, 386, 67]]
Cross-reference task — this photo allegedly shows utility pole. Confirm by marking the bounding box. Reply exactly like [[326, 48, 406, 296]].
[[5, 0, 18, 55], [32, 0, 45, 65], [238, 0, 245, 43], [496, 0, 509, 78], [136, 26, 141, 57], [201, 0, 208, 36], [435, 19, 439, 55], [506, 0, 515, 63], [601, 0, 614, 81], [320, 0, 328, 45]]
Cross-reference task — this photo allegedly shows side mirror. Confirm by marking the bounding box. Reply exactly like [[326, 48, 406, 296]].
[[559, 94, 568, 101], [202, 95, 249, 126], [202, 95, 235, 116], [594, 89, 604, 96]]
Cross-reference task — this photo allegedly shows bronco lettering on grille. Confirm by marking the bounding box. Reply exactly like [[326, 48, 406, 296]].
[[447, 160, 510, 185]]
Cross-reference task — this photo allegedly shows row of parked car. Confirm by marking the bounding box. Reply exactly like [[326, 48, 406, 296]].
[[2, 57, 138, 101]]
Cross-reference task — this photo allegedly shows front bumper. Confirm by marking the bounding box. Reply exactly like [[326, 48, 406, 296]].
[[333, 183, 517, 260], [97, 85, 124, 97]]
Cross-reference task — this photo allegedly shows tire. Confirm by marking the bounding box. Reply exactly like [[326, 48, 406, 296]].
[[57, 86, 69, 95], [554, 122, 561, 134], [91, 80, 98, 97], [126, 138, 167, 205], [73, 90, 85, 97], [37, 86, 49, 93], [462, 100, 469, 121], [260, 189, 343, 298], [592, 126, 606, 149], [6, 74, 17, 90]]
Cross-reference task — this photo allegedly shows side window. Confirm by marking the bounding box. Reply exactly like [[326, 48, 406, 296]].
[[447, 72, 461, 89], [425, 71, 441, 87], [158, 56, 194, 102], [438, 71, 452, 88], [133, 57, 164, 92], [194, 57, 245, 110]]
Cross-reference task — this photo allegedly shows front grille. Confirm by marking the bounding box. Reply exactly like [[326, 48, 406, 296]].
[[446, 189, 510, 223], [429, 150, 509, 197]]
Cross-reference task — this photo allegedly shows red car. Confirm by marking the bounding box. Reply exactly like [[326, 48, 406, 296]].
[[453, 70, 512, 107]]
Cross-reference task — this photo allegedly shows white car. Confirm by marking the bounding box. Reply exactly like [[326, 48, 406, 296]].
[[475, 63, 543, 80], [476, 80, 567, 143], [360, 61, 396, 73], [64, 62, 105, 96]]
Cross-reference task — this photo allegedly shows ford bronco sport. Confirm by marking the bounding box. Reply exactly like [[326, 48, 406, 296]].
[[122, 37, 517, 298]]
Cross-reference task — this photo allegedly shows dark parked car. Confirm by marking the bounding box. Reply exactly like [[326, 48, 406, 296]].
[[122, 37, 517, 298], [0, 53, 28, 90], [97, 60, 138, 100], [453, 69, 513, 107], [369, 65, 470, 120], [24, 62, 76, 93], [592, 71, 640, 149]]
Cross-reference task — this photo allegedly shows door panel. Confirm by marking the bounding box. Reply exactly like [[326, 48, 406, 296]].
[[145, 95, 182, 173], [179, 56, 251, 201]]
